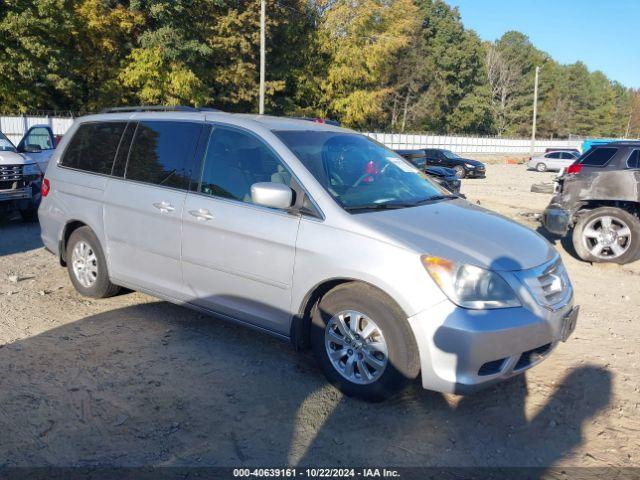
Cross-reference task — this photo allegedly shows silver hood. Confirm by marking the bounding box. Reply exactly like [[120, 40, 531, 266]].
[[356, 199, 556, 271], [0, 151, 30, 166]]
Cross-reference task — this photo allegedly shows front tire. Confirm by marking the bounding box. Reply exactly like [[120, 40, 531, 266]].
[[453, 165, 465, 179], [572, 207, 640, 264], [66, 226, 121, 298], [311, 283, 420, 401]]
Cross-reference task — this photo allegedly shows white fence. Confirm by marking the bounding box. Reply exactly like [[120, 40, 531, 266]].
[[364, 133, 583, 154], [0, 115, 74, 145], [1, 114, 584, 154]]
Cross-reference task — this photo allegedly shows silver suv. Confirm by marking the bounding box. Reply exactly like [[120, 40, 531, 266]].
[[39, 108, 578, 400]]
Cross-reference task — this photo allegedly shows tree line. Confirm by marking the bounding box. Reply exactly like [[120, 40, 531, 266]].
[[1, 0, 638, 138]]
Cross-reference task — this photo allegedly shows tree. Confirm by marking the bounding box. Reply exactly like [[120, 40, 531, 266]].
[[317, 0, 419, 129]]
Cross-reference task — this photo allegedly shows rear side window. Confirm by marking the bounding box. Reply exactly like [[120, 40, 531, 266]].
[[561, 152, 576, 159], [61, 122, 127, 175], [579, 147, 617, 167], [125, 121, 202, 190], [627, 150, 639, 169], [546, 152, 562, 159]]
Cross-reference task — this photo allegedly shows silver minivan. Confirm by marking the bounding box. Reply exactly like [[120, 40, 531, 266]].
[[39, 108, 578, 400]]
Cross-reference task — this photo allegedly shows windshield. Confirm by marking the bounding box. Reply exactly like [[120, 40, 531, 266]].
[[275, 131, 450, 211], [0, 132, 16, 152], [442, 150, 460, 159]]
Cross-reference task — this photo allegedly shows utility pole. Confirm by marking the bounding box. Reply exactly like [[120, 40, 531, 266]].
[[259, 0, 266, 115], [530, 66, 539, 157]]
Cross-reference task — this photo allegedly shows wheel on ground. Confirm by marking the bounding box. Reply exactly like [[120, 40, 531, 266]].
[[66, 226, 121, 298], [536, 162, 548, 172], [19, 207, 37, 222], [572, 207, 640, 264], [453, 165, 465, 179], [310, 283, 420, 401]]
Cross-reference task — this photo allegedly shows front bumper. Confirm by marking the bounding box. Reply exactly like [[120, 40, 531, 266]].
[[407, 297, 575, 394], [543, 205, 572, 236], [465, 169, 486, 178]]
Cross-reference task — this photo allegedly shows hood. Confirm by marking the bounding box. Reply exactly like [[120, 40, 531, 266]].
[[458, 158, 484, 167], [424, 166, 456, 178], [355, 199, 555, 271], [0, 151, 29, 166]]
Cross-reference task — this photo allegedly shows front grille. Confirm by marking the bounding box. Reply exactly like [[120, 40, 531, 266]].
[[516, 257, 572, 308], [514, 343, 551, 371], [0, 164, 23, 190], [536, 261, 569, 305]]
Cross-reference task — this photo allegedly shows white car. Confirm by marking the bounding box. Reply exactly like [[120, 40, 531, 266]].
[[528, 151, 579, 172]]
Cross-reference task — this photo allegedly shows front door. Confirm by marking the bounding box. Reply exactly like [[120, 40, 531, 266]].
[[18, 126, 56, 172], [181, 124, 300, 335], [104, 120, 203, 298]]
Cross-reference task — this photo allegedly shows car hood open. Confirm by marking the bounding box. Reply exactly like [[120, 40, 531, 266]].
[[355, 199, 556, 271]]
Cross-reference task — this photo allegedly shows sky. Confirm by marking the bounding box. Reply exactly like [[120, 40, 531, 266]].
[[445, 0, 640, 89]]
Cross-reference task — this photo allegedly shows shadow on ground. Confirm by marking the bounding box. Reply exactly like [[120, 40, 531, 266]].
[[0, 216, 42, 256], [0, 300, 611, 470]]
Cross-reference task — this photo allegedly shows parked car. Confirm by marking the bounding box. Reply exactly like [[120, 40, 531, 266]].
[[543, 141, 640, 264], [528, 150, 579, 172], [417, 148, 485, 178], [0, 125, 57, 220], [40, 107, 577, 400], [544, 147, 580, 156], [395, 149, 461, 193]]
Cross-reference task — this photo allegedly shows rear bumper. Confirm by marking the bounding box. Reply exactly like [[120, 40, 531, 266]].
[[407, 298, 575, 394], [543, 206, 572, 236]]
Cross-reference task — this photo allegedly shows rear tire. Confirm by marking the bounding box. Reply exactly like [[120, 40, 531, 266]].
[[66, 226, 121, 298], [572, 207, 640, 264], [310, 283, 420, 401], [536, 162, 548, 172]]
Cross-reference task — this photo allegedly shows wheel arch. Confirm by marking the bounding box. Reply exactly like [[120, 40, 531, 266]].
[[290, 277, 410, 352], [59, 220, 91, 266]]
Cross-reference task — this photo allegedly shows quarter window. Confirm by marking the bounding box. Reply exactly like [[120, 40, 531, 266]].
[[199, 126, 292, 205], [579, 147, 617, 167], [627, 150, 640, 169], [125, 121, 202, 190], [61, 122, 127, 175]]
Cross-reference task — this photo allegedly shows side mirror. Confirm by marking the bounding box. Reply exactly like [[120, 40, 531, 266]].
[[23, 144, 42, 153], [251, 182, 294, 209]]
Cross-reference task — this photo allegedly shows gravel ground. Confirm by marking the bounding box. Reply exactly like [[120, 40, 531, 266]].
[[0, 164, 638, 469]]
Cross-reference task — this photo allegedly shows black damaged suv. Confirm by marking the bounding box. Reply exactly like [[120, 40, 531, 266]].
[[543, 142, 640, 264]]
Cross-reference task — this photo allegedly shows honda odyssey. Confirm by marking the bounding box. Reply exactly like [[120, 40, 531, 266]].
[[39, 107, 578, 400]]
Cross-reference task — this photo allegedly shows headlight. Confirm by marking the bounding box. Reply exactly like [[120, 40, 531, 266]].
[[421, 255, 521, 309], [465, 164, 476, 169], [23, 163, 41, 176]]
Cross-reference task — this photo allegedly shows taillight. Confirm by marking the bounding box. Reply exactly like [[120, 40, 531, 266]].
[[41, 178, 50, 197], [566, 164, 583, 175]]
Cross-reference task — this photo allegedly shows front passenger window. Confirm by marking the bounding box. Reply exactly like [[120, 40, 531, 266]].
[[199, 126, 293, 205]]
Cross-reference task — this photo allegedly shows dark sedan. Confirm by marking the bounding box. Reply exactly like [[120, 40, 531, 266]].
[[395, 150, 461, 194], [396, 148, 486, 179]]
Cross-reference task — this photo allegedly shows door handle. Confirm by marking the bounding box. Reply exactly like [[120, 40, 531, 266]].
[[153, 201, 175, 213], [189, 208, 214, 221]]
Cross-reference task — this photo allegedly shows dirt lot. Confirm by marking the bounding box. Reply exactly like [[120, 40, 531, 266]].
[[0, 164, 638, 469]]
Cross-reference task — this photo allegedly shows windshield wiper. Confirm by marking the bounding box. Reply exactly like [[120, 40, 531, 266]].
[[410, 194, 459, 205], [344, 202, 413, 212]]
